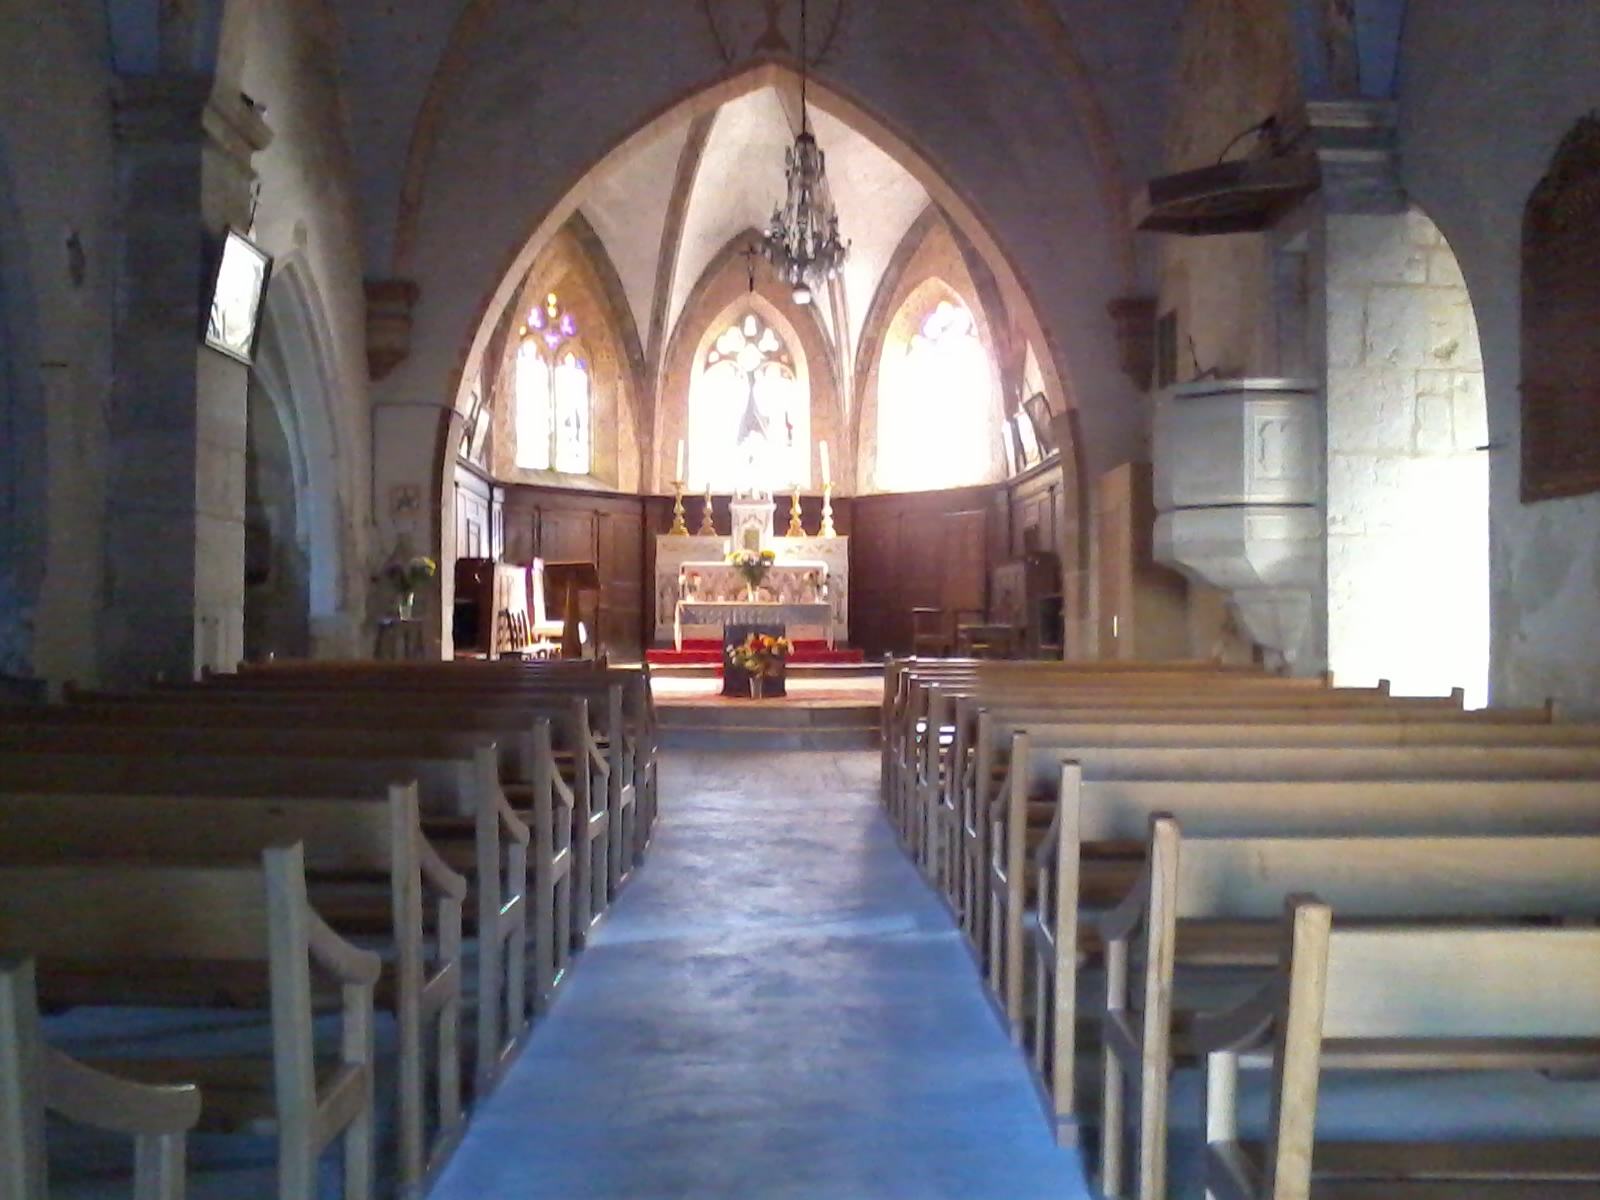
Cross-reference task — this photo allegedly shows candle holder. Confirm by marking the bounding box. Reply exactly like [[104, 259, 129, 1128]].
[[786, 490, 805, 537], [820, 483, 837, 537], [697, 486, 716, 536], [669, 480, 689, 536]]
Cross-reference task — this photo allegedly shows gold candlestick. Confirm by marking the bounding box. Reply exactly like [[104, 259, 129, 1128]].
[[669, 480, 688, 535], [697, 486, 717, 536], [820, 483, 837, 537], [786, 490, 805, 537]]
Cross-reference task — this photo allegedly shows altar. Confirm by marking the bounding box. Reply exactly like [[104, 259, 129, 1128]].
[[674, 601, 835, 651], [653, 516, 849, 647]]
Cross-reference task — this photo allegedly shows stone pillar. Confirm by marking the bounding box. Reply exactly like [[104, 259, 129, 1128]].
[[104, 76, 270, 685]]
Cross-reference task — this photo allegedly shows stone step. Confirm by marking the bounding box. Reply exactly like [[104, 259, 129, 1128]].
[[660, 725, 881, 751]]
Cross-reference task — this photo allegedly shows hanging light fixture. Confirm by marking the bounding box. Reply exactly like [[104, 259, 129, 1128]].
[[760, 0, 848, 306]]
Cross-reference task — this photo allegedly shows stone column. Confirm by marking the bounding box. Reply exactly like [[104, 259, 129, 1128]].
[[103, 76, 270, 685]]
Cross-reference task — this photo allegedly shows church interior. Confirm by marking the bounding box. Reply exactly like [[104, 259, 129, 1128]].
[[5, 1, 1600, 1198]]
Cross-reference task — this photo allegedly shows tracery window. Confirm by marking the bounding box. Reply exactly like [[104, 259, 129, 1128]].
[[876, 297, 994, 491], [514, 293, 591, 475], [690, 312, 807, 493]]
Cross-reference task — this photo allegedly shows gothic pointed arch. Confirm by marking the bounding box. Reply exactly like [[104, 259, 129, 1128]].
[[248, 257, 352, 654], [483, 220, 642, 490]]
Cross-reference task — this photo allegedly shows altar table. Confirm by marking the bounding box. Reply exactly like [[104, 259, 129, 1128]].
[[674, 601, 835, 651]]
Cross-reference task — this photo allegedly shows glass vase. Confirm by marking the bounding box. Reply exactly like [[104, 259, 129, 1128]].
[[396, 591, 416, 620]]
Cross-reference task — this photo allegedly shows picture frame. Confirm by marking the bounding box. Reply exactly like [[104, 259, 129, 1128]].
[[1014, 409, 1043, 467], [1022, 392, 1057, 456], [203, 228, 272, 365]]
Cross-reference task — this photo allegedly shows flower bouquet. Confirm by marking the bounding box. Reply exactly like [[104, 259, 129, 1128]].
[[383, 554, 437, 619], [727, 632, 791, 697], [726, 547, 777, 596]]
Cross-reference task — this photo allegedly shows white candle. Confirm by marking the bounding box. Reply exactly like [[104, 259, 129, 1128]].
[[819, 440, 831, 486], [675, 439, 685, 484]]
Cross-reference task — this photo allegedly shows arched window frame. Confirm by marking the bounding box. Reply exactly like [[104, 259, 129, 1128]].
[[875, 292, 997, 492], [513, 292, 592, 476], [688, 309, 808, 493]]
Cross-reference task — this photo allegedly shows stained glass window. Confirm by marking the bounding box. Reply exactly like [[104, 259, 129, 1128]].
[[514, 293, 590, 475], [876, 298, 993, 491], [690, 312, 806, 493]]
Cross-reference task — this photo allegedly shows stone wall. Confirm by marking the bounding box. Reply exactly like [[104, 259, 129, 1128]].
[[1323, 208, 1488, 703], [0, 0, 118, 686], [1399, 0, 1600, 710]]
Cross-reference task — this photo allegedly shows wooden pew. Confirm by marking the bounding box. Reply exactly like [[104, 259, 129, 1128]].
[[0, 727, 532, 1097], [1193, 899, 1600, 1199], [1, 955, 201, 1200], [215, 657, 659, 863], [0, 784, 466, 1197], [39, 690, 613, 941], [0, 845, 381, 1200], [951, 705, 1591, 956], [116, 675, 634, 902], [1099, 816, 1600, 1200], [1024, 761, 1600, 1142]]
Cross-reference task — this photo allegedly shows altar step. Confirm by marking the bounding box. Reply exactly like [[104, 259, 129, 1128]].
[[652, 674, 883, 751], [657, 707, 880, 751]]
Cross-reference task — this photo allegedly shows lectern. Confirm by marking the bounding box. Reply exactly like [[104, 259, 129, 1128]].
[[543, 560, 600, 659]]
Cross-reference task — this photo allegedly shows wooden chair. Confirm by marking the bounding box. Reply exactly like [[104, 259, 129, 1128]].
[[1, 955, 201, 1200], [911, 607, 952, 657]]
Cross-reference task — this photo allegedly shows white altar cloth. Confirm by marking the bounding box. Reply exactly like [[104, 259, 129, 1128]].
[[674, 601, 835, 651]]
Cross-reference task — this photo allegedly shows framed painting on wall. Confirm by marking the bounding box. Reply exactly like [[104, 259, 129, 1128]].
[[203, 228, 272, 365]]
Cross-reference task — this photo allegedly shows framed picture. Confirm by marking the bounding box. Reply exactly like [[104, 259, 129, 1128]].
[[1022, 392, 1057, 456], [1014, 410, 1042, 467], [203, 228, 272, 364]]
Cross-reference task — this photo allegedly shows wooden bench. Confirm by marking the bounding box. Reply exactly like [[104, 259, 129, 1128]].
[[1099, 816, 1600, 1200], [0, 784, 466, 1196], [1, 954, 201, 1200], [1024, 761, 1600, 1140], [957, 708, 1599, 963], [0, 845, 381, 1200], [0, 727, 533, 1097], [1193, 899, 1600, 1199], [41, 691, 614, 943]]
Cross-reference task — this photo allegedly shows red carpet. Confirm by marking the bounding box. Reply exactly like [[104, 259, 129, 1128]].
[[646, 639, 864, 667]]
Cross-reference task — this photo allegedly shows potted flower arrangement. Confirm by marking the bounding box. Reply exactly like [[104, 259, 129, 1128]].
[[726, 547, 777, 598], [384, 554, 437, 619], [726, 632, 791, 698]]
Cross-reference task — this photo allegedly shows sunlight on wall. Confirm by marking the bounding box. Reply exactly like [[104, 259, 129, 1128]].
[[1325, 210, 1489, 708]]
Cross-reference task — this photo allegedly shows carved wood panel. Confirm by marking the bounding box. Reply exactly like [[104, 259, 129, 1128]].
[[1522, 113, 1600, 502]]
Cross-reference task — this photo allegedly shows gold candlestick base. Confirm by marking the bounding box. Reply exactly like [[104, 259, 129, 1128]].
[[820, 484, 837, 537], [697, 488, 716, 536], [669, 482, 688, 536], [786, 490, 805, 537]]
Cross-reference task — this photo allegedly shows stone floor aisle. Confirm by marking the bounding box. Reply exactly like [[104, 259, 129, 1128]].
[[428, 749, 1091, 1200]]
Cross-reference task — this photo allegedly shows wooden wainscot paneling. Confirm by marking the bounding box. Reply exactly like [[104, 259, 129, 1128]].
[[1096, 462, 1189, 660], [850, 485, 998, 658], [502, 484, 646, 657]]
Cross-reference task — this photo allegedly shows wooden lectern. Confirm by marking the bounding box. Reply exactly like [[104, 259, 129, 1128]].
[[543, 560, 600, 659]]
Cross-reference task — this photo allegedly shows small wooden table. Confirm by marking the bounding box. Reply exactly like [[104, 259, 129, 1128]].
[[376, 617, 427, 661]]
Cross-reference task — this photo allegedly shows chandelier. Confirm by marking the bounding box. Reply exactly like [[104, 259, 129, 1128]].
[[760, 0, 848, 306]]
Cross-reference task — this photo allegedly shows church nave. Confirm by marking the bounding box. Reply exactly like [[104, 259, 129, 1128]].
[[428, 748, 1086, 1200]]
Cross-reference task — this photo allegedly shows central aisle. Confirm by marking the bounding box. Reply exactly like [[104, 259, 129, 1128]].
[[430, 749, 1089, 1200]]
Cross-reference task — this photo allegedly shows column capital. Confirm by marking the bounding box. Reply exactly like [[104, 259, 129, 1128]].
[[1284, 99, 1405, 215]]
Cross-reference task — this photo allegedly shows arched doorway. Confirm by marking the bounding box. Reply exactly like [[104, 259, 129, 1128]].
[[244, 261, 346, 660]]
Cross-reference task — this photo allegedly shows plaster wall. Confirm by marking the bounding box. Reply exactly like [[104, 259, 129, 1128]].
[[1398, 0, 1600, 710], [0, 0, 117, 685], [364, 0, 1147, 544], [1158, 0, 1302, 384]]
